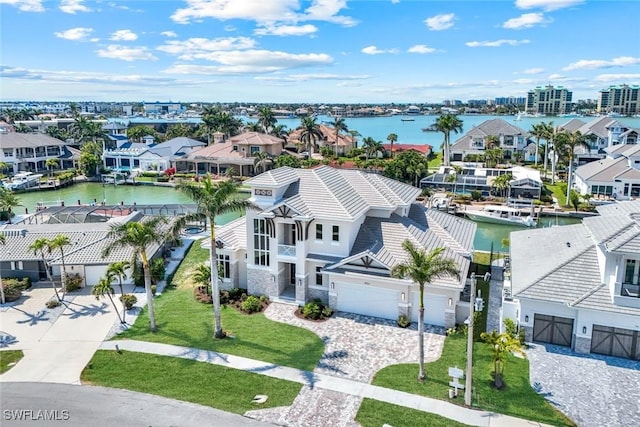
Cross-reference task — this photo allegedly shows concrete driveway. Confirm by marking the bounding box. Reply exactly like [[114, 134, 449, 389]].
[[0, 285, 121, 384], [527, 343, 640, 427]]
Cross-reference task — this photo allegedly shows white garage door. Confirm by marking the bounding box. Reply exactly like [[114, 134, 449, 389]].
[[84, 265, 107, 287], [411, 292, 447, 327], [337, 283, 398, 320]]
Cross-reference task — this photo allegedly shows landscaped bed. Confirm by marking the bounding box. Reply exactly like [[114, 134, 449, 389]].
[[0, 349, 24, 374], [362, 334, 576, 427], [82, 350, 302, 414]]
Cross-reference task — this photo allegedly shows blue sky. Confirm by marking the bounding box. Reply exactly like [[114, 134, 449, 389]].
[[1, 0, 639, 103]]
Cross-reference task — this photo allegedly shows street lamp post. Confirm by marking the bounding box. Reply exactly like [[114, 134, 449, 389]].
[[465, 273, 477, 406]]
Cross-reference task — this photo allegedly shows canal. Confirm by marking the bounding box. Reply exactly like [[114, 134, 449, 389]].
[[14, 182, 582, 252]]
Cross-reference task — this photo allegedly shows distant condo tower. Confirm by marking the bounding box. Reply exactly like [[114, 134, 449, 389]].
[[526, 85, 573, 116]]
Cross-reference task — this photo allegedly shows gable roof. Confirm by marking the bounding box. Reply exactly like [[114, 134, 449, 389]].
[[0, 132, 67, 149], [451, 118, 528, 151], [575, 147, 640, 182], [228, 131, 284, 146], [149, 137, 205, 159]]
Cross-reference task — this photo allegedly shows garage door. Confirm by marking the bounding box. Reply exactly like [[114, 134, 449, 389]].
[[591, 325, 640, 360], [533, 314, 574, 346], [337, 283, 398, 320], [411, 293, 447, 327], [84, 265, 107, 287]]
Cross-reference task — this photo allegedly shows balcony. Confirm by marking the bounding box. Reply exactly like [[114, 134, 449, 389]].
[[621, 283, 640, 298], [278, 244, 297, 258]]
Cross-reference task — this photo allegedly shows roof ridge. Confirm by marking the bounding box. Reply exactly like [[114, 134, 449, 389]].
[[569, 282, 607, 307], [425, 209, 470, 257], [311, 167, 358, 218], [608, 225, 640, 251]]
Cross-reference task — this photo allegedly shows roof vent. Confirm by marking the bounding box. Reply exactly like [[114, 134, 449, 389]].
[[566, 242, 571, 247]]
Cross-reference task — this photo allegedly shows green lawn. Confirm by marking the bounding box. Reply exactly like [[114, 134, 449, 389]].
[[0, 350, 24, 374], [82, 350, 302, 414], [544, 182, 568, 207], [116, 241, 324, 371], [356, 399, 470, 427], [366, 334, 575, 427]]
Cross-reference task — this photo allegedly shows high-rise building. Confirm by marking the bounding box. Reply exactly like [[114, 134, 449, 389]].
[[597, 84, 639, 116], [526, 85, 573, 115], [494, 96, 526, 106]]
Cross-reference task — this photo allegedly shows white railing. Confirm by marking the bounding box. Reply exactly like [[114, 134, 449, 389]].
[[278, 244, 296, 257]]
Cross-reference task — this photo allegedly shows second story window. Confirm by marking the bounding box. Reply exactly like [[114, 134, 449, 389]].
[[316, 224, 323, 240], [332, 225, 339, 242], [253, 219, 270, 266]]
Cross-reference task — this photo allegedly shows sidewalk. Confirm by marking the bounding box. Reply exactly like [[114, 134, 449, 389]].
[[100, 339, 554, 427]]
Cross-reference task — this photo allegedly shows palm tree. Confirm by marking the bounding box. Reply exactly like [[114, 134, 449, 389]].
[[271, 124, 289, 142], [92, 276, 124, 324], [332, 117, 348, 156], [103, 217, 168, 332], [192, 263, 212, 294], [0, 232, 6, 304], [0, 161, 9, 175], [386, 133, 398, 158], [556, 130, 590, 204], [177, 176, 258, 338], [29, 237, 61, 302], [362, 137, 384, 160], [299, 116, 323, 155], [258, 107, 277, 134], [253, 151, 271, 174], [480, 330, 525, 389], [45, 126, 69, 142], [0, 188, 22, 224], [45, 158, 59, 178], [492, 173, 513, 198], [434, 114, 464, 167], [106, 261, 131, 323], [391, 242, 460, 381], [539, 121, 555, 180], [165, 123, 194, 140], [245, 122, 261, 132], [48, 234, 71, 294], [530, 123, 547, 167]]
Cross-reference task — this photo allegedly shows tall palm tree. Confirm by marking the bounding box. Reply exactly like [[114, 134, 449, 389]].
[[29, 237, 61, 301], [45, 126, 69, 142], [92, 276, 124, 324], [299, 116, 323, 155], [177, 176, 258, 338], [386, 133, 398, 158], [106, 261, 131, 323], [245, 122, 262, 132], [539, 121, 555, 180], [492, 172, 513, 198], [165, 123, 194, 140], [271, 124, 289, 141], [0, 232, 6, 304], [45, 158, 59, 178], [556, 130, 590, 204], [0, 188, 22, 224], [258, 107, 277, 134], [48, 234, 71, 294], [391, 241, 460, 381], [332, 117, 348, 156], [103, 217, 168, 332], [434, 114, 464, 167], [362, 137, 384, 160], [253, 151, 271, 174], [530, 123, 546, 167]]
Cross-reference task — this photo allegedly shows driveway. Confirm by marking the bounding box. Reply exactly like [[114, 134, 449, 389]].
[[245, 302, 446, 427], [527, 343, 640, 427]]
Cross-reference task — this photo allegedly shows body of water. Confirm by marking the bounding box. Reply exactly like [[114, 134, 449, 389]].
[[15, 182, 583, 253]]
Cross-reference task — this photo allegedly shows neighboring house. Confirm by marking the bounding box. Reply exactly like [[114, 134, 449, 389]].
[[420, 165, 543, 199], [0, 132, 74, 174], [102, 147, 168, 172], [148, 137, 206, 165], [210, 166, 476, 327], [0, 210, 168, 287], [179, 132, 284, 176], [574, 144, 640, 200], [449, 118, 530, 162], [287, 124, 356, 155], [503, 200, 640, 360], [382, 143, 432, 157]]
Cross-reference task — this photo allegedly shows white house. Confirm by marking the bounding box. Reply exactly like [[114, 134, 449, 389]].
[[212, 166, 476, 327], [503, 200, 640, 360], [574, 144, 640, 200], [449, 118, 530, 162]]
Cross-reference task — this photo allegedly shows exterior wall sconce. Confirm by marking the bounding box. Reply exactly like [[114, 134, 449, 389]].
[[401, 292, 406, 301], [330, 282, 335, 290], [448, 298, 453, 306], [525, 315, 529, 323], [297, 279, 301, 286], [583, 326, 587, 334], [270, 274, 275, 282]]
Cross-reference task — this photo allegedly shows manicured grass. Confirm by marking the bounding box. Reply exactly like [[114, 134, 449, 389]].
[[368, 335, 575, 427], [0, 350, 24, 374], [116, 241, 324, 371], [82, 350, 301, 414], [545, 182, 568, 207], [356, 399, 470, 427]]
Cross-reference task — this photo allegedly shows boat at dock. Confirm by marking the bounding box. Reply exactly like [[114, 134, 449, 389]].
[[464, 205, 537, 227], [4, 172, 43, 191]]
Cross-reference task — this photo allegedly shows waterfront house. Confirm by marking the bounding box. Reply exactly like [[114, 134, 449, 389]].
[[449, 118, 530, 162], [382, 143, 432, 157], [286, 124, 356, 155], [503, 200, 640, 360], [210, 166, 476, 327], [573, 144, 640, 200], [0, 132, 76, 174]]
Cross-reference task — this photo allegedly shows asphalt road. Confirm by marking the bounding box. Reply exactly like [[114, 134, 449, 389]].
[[0, 382, 275, 427]]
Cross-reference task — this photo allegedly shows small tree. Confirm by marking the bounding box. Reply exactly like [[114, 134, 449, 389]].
[[570, 190, 581, 212], [92, 277, 124, 324], [106, 261, 131, 323], [480, 330, 525, 389], [45, 158, 59, 178]]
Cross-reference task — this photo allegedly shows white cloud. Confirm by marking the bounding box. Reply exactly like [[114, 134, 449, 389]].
[[595, 73, 640, 82], [96, 45, 158, 61], [164, 50, 333, 74], [0, 0, 43, 12], [54, 27, 94, 41], [407, 45, 437, 54], [515, 0, 584, 12], [521, 67, 545, 74], [255, 73, 370, 82], [512, 78, 536, 84], [254, 24, 318, 36], [59, 0, 91, 14], [466, 39, 530, 47], [502, 13, 551, 29], [563, 56, 640, 71], [424, 13, 455, 31], [157, 37, 257, 58], [110, 30, 138, 41], [302, 0, 357, 27], [0, 65, 175, 86], [361, 46, 398, 55], [548, 73, 564, 80], [161, 31, 178, 38]]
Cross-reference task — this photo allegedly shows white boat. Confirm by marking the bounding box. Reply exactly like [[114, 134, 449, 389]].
[[5, 172, 43, 190], [464, 205, 537, 227], [514, 112, 522, 121]]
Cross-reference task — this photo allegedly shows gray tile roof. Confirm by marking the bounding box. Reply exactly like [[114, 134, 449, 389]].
[[214, 216, 247, 250], [577, 116, 624, 138], [558, 118, 586, 132], [575, 156, 638, 182], [583, 200, 640, 253], [0, 133, 67, 149], [450, 118, 528, 151]]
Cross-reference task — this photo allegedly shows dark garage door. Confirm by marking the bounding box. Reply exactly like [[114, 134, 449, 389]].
[[591, 325, 640, 360], [533, 314, 574, 347]]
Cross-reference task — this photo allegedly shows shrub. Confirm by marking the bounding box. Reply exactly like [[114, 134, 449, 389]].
[[1, 280, 24, 302], [240, 295, 262, 313], [397, 314, 410, 328], [64, 274, 83, 292], [219, 290, 230, 305], [470, 190, 483, 201], [119, 294, 137, 310], [46, 299, 60, 309], [195, 286, 212, 304], [1, 277, 31, 292], [156, 176, 170, 182], [151, 285, 157, 295], [300, 298, 332, 321], [228, 288, 243, 302]]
